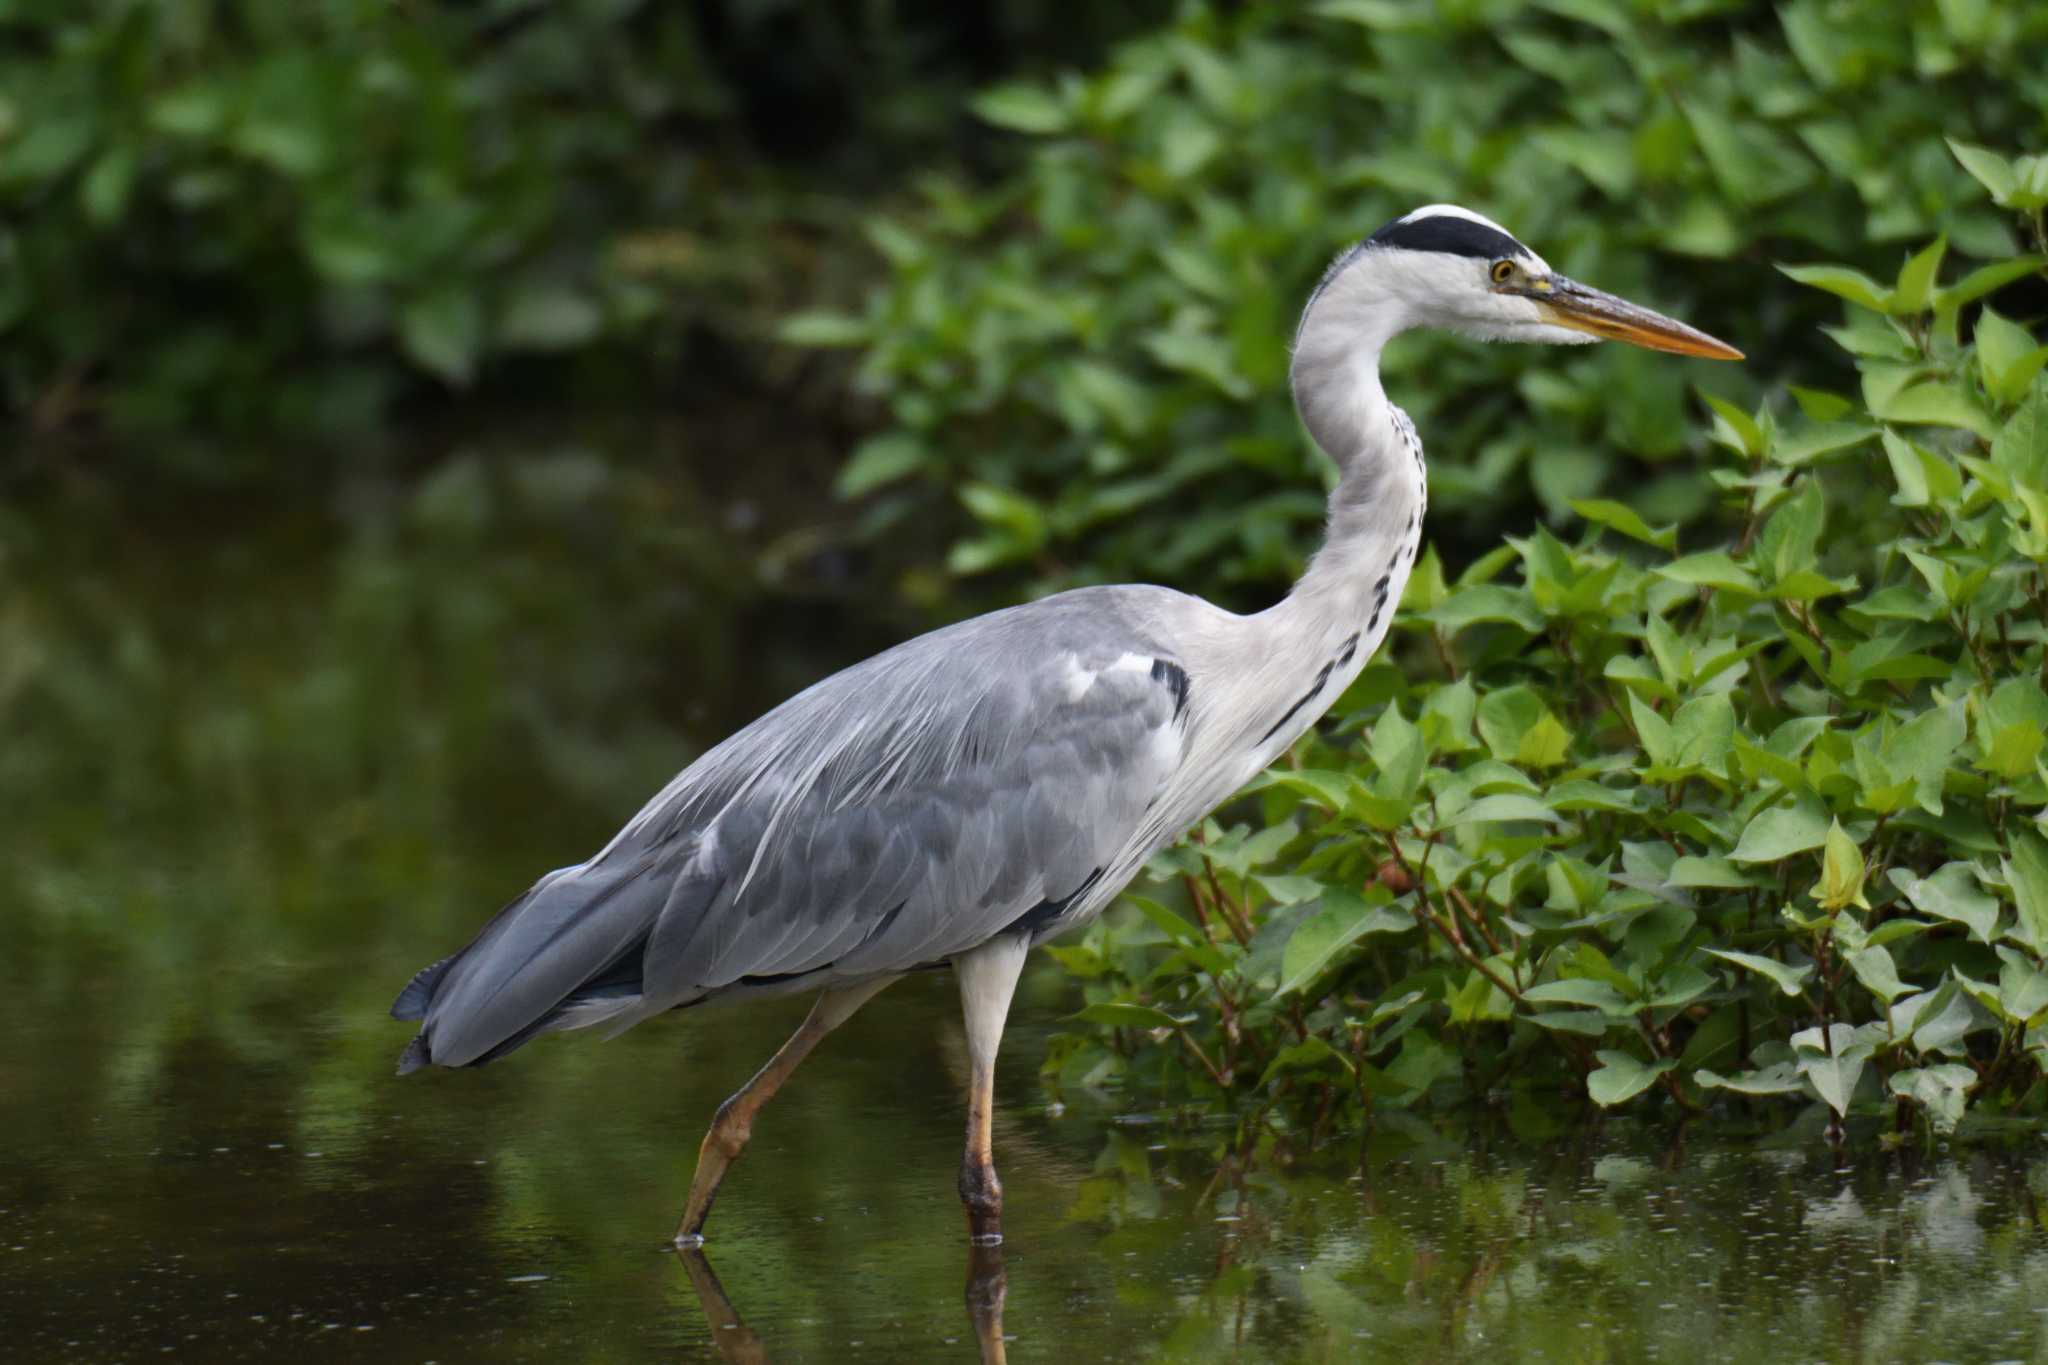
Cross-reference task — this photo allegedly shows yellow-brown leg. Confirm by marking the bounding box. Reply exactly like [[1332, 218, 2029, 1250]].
[[954, 936, 1029, 1245], [674, 976, 896, 1246]]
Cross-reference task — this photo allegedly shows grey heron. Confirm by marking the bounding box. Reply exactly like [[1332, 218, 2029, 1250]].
[[391, 204, 1740, 1247]]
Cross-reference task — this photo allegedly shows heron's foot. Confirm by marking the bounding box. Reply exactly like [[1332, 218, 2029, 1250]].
[[675, 1096, 753, 1245], [959, 1156, 1004, 1245]]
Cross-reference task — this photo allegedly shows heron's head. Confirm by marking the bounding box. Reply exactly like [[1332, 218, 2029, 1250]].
[[1303, 204, 1742, 360]]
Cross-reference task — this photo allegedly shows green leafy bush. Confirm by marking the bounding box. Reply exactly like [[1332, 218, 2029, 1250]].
[[807, 0, 2047, 603], [1043, 186, 2048, 1138], [0, 1, 1165, 442]]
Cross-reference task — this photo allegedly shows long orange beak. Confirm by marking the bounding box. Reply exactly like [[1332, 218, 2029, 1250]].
[[1529, 276, 1744, 360]]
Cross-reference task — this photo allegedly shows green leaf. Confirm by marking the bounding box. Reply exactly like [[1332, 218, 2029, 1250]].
[[1773, 420, 1877, 466], [1668, 693, 1735, 774], [1730, 794, 1830, 862], [1705, 947, 1812, 997], [778, 312, 870, 347], [1656, 553, 1759, 595], [1071, 1001, 1184, 1030], [1992, 947, 2048, 1024], [1755, 479, 1824, 586], [1065, 360, 1154, 437], [1449, 793, 1559, 825], [1992, 382, 2048, 488], [1888, 703, 1965, 816], [1249, 768, 1363, 813], [2004, 829, 2048, 954], [1425, 585, 1545, 634], [1587, 1051, 1677, 1107], [1475, 686, 1571, 768], [1367, 704, 1426, 801], [1948, 139, 2016, 202], [1908, 983, 1978, 1055], [1889, 236, 1946, 315], [81, 145, 137, 226], [1570, 498, 1677, 551], [958, 482, 1046, 544], [1144, 331, 1251, 397], [1699, 391, 1765, 458], [1127, 896, 1211, 949], [971, 84, 1069, 134], [1777, 262, 1889, 312], [834, 433, 925, 498], [1874, 381, 1996, 438], [1889, 1064, 1974, 1134], [1255, 874, 1325, 906], [1978, 679, 2048, 778], [1880, 430, 1962, 507], [1669, 856, 1750, 889], [1816, 820, 1868, 911], [1887, 863, 1999, 942], [1696, 1060, 1806, 1095], [1973, 305, 2046, 406], [1277, 889, 1412, 996], [1629, 694, 1674, 766], [1844, 944, 1906, 1003], [399, 289, 483, 387], [1937, 257, 2048, 314], [1792, 1023, 1873, 1117], [1523, 978, 1632, 1013], [1520, 1010, 1611, 1036]]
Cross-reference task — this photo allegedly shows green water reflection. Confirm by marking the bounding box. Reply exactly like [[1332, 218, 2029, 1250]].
[[5, 461, 2046, 1362]]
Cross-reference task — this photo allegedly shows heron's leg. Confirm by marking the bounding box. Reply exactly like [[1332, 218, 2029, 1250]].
[[675, 975, 896, 1246], [954, 934, 1030, 1245]]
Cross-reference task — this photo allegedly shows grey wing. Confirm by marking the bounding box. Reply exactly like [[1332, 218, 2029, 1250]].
[[392, 589, 1195, 1072]]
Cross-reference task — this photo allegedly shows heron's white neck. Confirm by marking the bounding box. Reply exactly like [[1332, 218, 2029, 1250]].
[[1277, 261, 1428, 627], [1176, 253, 1430, 774]]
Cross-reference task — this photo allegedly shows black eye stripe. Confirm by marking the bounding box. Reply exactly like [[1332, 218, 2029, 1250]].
[[1369, 214, 1526, 261]]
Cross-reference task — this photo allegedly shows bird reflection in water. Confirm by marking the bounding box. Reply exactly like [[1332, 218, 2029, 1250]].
[[674, 1241, 1010, 1363]]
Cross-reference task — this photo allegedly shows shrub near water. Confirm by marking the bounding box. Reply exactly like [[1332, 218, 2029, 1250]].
[[1041, 182, 2048, 1139]]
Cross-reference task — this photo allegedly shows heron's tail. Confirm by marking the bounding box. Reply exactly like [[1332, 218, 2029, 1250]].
[[388, 853, 670, 1075]]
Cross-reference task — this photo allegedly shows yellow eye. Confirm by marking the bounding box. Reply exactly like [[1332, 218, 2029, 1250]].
[[1490, 259, 1515, 285]]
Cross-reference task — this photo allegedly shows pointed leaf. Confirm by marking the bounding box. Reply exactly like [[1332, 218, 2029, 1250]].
[[1588, 1051, 1677, 1107], [1705, 947, 1812, 997]]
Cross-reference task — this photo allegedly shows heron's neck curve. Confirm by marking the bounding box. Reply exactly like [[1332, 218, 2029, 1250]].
[[1273, 280, 1428, 637]]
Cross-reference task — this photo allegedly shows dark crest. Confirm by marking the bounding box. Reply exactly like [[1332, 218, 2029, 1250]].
[[1299, 209, 1528, 329], [1368, 211, 1525, 261]]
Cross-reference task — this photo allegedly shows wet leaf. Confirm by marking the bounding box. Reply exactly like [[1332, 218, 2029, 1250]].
[[1588, 1051, 1677, 1106]]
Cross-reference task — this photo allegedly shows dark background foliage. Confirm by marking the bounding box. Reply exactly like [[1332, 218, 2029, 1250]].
[[0, 0, 1168, 451]]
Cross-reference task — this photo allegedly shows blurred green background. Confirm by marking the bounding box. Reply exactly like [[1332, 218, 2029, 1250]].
[[5, 0, 2048, 1359]]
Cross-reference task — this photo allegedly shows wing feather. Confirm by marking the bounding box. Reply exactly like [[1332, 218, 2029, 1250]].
[[392, 586, 1197, 1070]]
